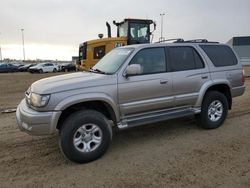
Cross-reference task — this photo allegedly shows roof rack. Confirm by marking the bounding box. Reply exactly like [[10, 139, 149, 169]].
[[156, 38, 219, 44], [175, 39, 219, 43], [155, 38, 184, 43]]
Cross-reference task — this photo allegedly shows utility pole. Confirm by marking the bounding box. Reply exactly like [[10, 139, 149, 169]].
[[21, 29, 25, 61], [159, 13, 165, 42]]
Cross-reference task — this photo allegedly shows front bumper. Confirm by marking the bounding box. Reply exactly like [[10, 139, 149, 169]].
[[16, 99, 61, 135]]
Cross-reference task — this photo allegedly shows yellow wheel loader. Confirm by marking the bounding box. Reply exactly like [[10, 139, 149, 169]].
[[77, 18, 156, 71]]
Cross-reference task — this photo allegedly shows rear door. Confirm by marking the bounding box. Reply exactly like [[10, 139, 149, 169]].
[[167, 46, 210, 107], [44, 63, 53, 72], [118, 47, 173, 116]]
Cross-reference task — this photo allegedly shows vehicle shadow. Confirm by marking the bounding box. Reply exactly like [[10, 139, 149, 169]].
[[6, 116, 199, 169], [111, 116, 199, 151]]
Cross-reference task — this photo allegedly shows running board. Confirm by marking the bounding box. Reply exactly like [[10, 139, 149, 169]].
[[117, 108, 200, 129]]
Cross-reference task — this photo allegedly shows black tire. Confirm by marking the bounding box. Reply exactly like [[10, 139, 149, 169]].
[[197, 91, 228, 129], [53, 68, 57, 72], [39, 69, 43, 73], [59, 110, 112, 163]]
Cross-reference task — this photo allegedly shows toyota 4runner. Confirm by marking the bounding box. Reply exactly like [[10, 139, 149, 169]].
[[16, 39, 245, 163]]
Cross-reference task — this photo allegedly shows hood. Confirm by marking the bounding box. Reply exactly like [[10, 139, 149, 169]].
[[31, 72, 117, 94]]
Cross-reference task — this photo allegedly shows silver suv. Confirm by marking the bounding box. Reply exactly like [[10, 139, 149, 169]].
[[16, 40, 245, 163]]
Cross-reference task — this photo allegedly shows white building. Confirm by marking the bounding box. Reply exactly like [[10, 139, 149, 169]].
[[227, 36, 250, 65]]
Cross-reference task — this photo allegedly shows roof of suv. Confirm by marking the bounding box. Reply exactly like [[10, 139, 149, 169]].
[[121, 39, 225, 49]]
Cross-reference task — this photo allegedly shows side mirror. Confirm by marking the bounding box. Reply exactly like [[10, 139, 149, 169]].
[[124, 64, 143, 77]]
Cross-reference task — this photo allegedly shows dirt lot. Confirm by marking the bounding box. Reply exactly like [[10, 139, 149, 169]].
[[0, 72, 250, 188]]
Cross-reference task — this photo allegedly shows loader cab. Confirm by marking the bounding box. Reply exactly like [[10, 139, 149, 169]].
[[114, 18, 155, 45]]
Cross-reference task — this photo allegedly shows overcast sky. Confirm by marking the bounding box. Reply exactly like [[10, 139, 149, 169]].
[[0, 0, 249, 60]]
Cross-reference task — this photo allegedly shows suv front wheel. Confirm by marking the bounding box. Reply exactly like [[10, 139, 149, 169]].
[[59, 110, 112, 163], [197, 91, 228, 129]]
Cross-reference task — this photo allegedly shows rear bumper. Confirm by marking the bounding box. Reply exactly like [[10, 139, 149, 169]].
[[16, 99, 61, 135], [231, 85, 245, 98]]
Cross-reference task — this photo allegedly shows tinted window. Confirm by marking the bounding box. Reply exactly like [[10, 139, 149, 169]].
[[130, 48, 166, 74], [194, 50, 204, 69], [94, 46, 105, 59], [200, 45, 237, 67], [169, 47, 204, 71], [233, 37, 250, 46]]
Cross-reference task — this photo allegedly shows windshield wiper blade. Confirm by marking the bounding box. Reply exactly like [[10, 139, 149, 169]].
[[89, 68, 107, 74]]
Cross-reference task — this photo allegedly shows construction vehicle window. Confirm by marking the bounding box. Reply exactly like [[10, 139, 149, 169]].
[[130, 23, 149, 41], [79, 43, 87, 60], [119, 22, 128, 37], [94, 46, 106, 59]]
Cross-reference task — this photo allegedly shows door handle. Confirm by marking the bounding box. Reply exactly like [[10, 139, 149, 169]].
[[160, 80, 168, 84], [201, 76, 208, 79]]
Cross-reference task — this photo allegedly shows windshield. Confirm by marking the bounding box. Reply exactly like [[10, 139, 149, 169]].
[[92, 48, 134, 74]]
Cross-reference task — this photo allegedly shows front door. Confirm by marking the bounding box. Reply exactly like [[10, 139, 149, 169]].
[[118, 47, 173, 116]]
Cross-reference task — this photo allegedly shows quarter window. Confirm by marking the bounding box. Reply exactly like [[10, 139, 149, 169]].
[[169, 47, 204, 71], [129, 48, 166, 75], [200, 45, 237, 67]]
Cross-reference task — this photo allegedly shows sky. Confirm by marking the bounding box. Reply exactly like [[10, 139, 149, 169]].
[[0, 0, 249, 61]]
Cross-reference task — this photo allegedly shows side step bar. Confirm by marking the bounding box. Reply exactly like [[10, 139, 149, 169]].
[[117, 108, 200, 129]]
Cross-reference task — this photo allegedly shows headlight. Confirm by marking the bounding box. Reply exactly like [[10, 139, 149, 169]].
[[30, 93, 50, 107]]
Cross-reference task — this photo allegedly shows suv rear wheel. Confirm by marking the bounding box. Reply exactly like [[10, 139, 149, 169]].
[[59, 110, 112, 163], [197, 91, 228, 129]]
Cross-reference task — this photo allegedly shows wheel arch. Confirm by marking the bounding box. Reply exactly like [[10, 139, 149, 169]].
[[55, 96, 119, 131], [196, 81, 232, 109]]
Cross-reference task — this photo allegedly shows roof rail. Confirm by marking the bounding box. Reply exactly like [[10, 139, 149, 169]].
[[155, 38, 219, 44], [175, 39, 219, 43], [155, 38, 184, 43]]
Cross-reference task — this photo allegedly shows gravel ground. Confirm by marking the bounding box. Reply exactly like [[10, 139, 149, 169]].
[[0, 72, 250, 188]]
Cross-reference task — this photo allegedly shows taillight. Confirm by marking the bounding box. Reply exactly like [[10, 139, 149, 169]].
[[242, 69, 245, 84]]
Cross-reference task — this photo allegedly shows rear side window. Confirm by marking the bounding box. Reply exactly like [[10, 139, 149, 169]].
[[168, 47, 204, 72], [200, 45, 237, 67]]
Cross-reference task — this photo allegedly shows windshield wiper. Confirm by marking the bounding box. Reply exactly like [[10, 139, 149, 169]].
[[90, 68, 112, 75], [89, 68, 106, 74]]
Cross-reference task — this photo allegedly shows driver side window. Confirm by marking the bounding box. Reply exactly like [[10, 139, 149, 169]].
[[129, 48, 166, 75]]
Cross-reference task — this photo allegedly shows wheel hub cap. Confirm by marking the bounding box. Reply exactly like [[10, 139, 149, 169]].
[[208, 100, 223, 122], [73, 124, 102, 153]]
